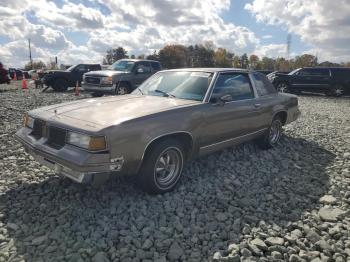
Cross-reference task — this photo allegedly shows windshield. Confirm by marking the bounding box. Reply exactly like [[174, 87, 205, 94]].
[[133, 71, 213, 101], [65, 65, 76, 72], [108, 60, 135, 71], [288, 68, 301, 75]]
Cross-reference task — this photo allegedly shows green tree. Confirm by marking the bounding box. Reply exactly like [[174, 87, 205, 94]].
[[260, 57, 275, 70], [187, 44, 215, 67], [146, 51, 159, 61], [240, 53, 249, 69], [214, 48, 233, 67], [24, 60, 46, 70], [103, 47, 128, 64], [232, 56, 241, 68], [159, 45, 188, 69]]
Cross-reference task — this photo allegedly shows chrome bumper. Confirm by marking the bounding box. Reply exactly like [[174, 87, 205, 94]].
[[82, 83, 114, 92]]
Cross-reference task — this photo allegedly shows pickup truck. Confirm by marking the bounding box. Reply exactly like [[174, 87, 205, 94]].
[[268, 67, 350, 96], [82, 59, 162, 97], [42, 64, 101, 91]]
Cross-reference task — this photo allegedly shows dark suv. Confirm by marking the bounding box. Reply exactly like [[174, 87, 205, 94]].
[[42, 64, 101, 91], [82, 59, 162, 97], [268, 67, 350, 96]]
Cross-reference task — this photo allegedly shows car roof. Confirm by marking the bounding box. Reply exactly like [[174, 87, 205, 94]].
[[161, 68, 251, 73], [119, 59, 160, 63]]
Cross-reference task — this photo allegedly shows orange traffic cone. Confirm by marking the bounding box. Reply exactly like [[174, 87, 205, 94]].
[[13, 73, 17, 81], [75, 81, 80, 96], [22, 78, 28, 90]]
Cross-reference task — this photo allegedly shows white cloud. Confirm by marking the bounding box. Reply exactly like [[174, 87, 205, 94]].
[[245, 0, 350, 62]]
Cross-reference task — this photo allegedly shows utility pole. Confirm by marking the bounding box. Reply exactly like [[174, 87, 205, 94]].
[[28, 38, 33, 69], [286, 34, 292, 60]]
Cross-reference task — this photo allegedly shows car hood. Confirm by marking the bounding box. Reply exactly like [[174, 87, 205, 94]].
[[84, 70, 127, 77], [29, 95, 200, 131]]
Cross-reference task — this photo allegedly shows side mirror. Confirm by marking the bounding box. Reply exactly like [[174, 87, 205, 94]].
[[136, 68, 144, 74]]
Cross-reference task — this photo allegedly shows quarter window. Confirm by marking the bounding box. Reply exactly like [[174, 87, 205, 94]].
[[252, 72, 277, 96], [136, 62, 151, 73], [212, 73, 254, 101], [151, 62, 161, 71]]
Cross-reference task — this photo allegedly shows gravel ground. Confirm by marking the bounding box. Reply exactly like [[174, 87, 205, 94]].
[[0, 83, 349, 262]]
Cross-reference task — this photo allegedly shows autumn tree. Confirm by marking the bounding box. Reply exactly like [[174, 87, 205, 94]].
[[249, 54, 259, 69], [232, 56, 241, 68], [294, 54, 318, 68], [187, 44, 215, 67], [159, 45, 188, 69], [240, 53, 249, 69]]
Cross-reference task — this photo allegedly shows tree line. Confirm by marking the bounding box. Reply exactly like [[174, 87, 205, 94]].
[[103, 44, 350, 72]]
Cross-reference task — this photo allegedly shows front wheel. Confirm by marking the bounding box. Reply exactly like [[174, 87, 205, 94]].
[[137, 139, 185, 194], [53, 79, 68, 92], [277, 82, 289, 93], [257, 117, 283, 149], [115, 83, 130, 95]]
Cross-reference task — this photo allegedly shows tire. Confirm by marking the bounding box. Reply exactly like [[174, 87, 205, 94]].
[[257, 117, 283, 150], [326, 84, 344, 97], [137, 139, 185, 194], [91, 92, 104, 97], [115, 83, 131, 95], [53, 79, 68, 92], [277, 82, 289, 93]]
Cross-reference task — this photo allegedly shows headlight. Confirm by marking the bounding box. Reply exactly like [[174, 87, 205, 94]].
[[101, 76, 113, 85], [23, 113, 35, 129], [66, 132, 106, 151]]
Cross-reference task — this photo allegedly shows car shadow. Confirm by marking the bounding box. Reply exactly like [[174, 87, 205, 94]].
[[1, 135, 335, 261]]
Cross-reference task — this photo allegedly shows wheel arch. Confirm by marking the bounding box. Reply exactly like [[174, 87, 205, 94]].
[[273, 110, 288, 125], [141, 132, 194, 165]]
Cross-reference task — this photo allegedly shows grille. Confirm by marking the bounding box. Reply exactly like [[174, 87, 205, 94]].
[[47, 127, 66, 149], [85, 76, 100, 85], [31, 119, 45, 139]]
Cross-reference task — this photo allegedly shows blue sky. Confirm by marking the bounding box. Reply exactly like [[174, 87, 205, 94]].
[[0, 0, 349, 67]]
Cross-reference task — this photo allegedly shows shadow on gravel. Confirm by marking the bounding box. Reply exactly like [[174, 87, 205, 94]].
[[1, 135, 335, 261]]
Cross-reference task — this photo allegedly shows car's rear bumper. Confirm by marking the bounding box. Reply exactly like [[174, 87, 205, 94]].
[[82, 83, 114, 93], [15, 127, 117, 184]]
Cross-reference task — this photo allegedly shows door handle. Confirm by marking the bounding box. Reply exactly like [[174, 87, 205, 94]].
[[254, 103, 261, 108]]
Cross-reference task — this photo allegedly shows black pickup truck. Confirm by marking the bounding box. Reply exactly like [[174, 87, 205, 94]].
[[268, 67, 350, 96], [42, 64, 101, 91]]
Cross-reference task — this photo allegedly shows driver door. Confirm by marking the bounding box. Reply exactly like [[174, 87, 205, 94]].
[[73, 65, 89, 83], [199, 72, 263, 155], [131, 62, 153, 87]]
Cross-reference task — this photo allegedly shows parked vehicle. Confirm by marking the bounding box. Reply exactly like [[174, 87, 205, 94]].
[[8, 68, 24, 80], [0, 62, 10, 84], [16, 68, 300, 194], [268, 67, 350, 96], [82, 59, 162, 97], [42, 64, 101, 91]]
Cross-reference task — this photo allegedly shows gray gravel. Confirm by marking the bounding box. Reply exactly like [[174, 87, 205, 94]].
[[0, 87, 349, 262]]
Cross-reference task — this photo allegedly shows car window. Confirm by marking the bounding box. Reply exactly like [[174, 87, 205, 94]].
[[151, 62, 161, 71], [136, 62, 152, 73], [75, 65, 88, 72], [89, 64, 100, 71], [298, 68, 329, 76], [212, 73, 254, 101], [252, 72, 277, 96]]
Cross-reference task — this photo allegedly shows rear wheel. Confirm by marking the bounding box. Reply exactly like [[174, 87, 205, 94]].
[[257, 117, 283, 149], [53, 79, 68, 92], [137, 139, 185, 194], [115, 83, 131, 95], [326, 84, 344, 97]]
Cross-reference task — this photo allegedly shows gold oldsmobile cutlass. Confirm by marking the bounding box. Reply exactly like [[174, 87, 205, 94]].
[[16, 68, 300, 194]]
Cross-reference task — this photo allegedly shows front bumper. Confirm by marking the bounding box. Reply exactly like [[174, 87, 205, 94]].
[[15, 127, 116, 184], [82, 83, 114, 93]]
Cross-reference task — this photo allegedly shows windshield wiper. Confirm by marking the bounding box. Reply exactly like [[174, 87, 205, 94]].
[[137, 87, 143, 95], [154, 89, 176, 98]]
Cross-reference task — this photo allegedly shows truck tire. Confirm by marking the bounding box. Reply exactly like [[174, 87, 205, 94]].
[[137, 138, 185, 194], [257, 116, 283, 150], [115, 83, 131, 95], [53, 79, 68, 92]]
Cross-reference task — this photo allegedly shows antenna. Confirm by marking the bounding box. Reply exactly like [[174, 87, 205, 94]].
[[286, 34, 291, 60]]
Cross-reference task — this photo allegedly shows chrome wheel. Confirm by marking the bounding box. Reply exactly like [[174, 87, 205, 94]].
[[269, 120, 282, 144], [333, 85, 344, 96], [277, 82, 288, 93], [116, 86, 129, 95], [154, 147, 182, 188]]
